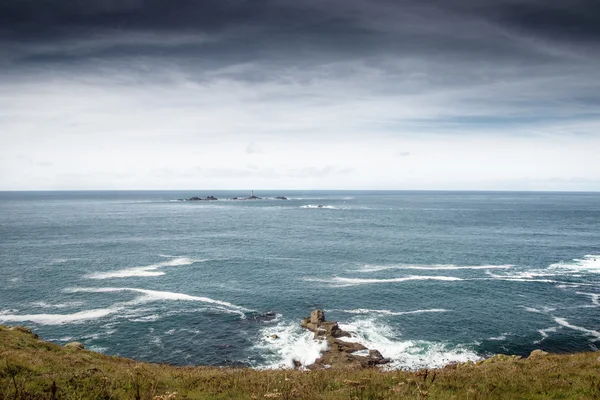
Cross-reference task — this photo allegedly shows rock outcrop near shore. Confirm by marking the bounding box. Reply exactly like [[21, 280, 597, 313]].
[[299, 310, 390, 369]]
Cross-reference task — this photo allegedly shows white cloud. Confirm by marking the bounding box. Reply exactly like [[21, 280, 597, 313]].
[[0, 57, 599, 190]]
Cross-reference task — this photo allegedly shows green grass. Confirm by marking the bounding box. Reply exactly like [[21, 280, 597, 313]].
[[1, 324, 600, 399]]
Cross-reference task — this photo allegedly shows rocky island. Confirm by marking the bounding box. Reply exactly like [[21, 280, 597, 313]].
[[187, 196, 218, 201], [186, 191, 288, 201]]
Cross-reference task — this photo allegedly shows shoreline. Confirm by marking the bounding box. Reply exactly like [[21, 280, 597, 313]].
[[2, 324, 599, 399]]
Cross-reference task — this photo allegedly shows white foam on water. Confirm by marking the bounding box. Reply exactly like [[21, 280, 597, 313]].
[[550, 255, 600, 273], [535, 327, 558, 343], [51, 258, 80, 264], [329, 308, 450, 316], [553, 317, 600, 341], [65, 287, 253, 317], [47, 336, 75, 342], [300, 204, 337, 209], [87, 257, 201, 279], [576, 292, 600, 306], [337, 318, 481, 370], [327, 276, 463, 286], [0, 287, 252, 325], [483, 271, 558, 283], [253, 321, 329, 369], [32, 301, 85, 309], [0, 307, 122, 325], [129, 315, 161, 322], [521, 305, 556, 314], [488, 335, 507, 341], [87, 345, 108, 353], [357, 264, 513, 273]]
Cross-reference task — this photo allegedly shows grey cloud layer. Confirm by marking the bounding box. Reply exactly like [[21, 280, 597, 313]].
[[2, 0, 600, 64], [1, 0, 599, 190]]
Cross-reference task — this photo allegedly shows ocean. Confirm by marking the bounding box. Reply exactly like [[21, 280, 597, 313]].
[[1, 190, 599, 370]]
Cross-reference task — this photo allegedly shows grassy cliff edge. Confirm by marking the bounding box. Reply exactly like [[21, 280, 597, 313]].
[[1, 324, 600, 399]]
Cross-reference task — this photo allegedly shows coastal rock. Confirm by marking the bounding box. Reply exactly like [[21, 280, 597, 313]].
[[300, 309, 388, 370], [482, 354, 522, 364], [275, 197, 288, 200], [529, 349, 549, 358], [65, 341, 85, 350], [369, 350, 385, 361], [335, 341, 367, 353], [311, 309, 325, 324], [270, 334, 279, 339], [9, 326, 39, 339]]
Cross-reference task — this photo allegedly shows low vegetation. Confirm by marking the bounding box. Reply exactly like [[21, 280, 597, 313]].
[[1, 324, 600, 399]]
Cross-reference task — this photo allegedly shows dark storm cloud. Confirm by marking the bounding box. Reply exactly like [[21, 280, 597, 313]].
[[1, 0, 599, 69]]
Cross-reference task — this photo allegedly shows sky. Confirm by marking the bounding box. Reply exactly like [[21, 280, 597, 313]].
[[0, 0, 599, 190]]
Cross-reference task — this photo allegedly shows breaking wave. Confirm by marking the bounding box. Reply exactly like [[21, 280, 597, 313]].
[[0, 287, 252, 325], [357, 264, 512, 272], [0, 307, 121, 325], [305, 276, 463, 287], [253, 316, 479, 371], [553, 317, 600, 341], [87, 257, 200, 279], [253, 322, 329, 369], [337, 318, 481, 370], [329, 308, 450, 316], [550, 255, 600, 273]]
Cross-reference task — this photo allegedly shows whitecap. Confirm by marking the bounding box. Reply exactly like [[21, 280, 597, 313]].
[[535, 327, 558, 343], [32, 301, 85, 309], [129, 315, 161, 322], [553, 317, 600, 341], [253, 321, 329, 369], [0, 307, 121, 325], [65, 287, 253, 317], [87, 345, 108, 353], [576, 292, 600, 306], [329, 308, 450, 316], [483, 271, 558, 283], [337, 318, 481, 370], [87, 257, 201, 279], [357, 264, 513, 273], [300, 204, 337, 209], [316, 276, 463, 287], [0, 287, 252, 325], [550, 255, 600, 274], [521, 305, 556, 313]]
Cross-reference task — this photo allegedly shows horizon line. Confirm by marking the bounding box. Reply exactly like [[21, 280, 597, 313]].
[[1, 189, 599, 193]]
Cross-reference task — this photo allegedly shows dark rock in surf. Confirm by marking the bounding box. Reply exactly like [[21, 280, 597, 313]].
[[275, 196, 288, 200], [300, 309, 389, 370], [311, 309, 325, 324]]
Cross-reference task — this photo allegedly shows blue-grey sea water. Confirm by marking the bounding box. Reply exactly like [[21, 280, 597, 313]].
[[1, 191, 599, 370]]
